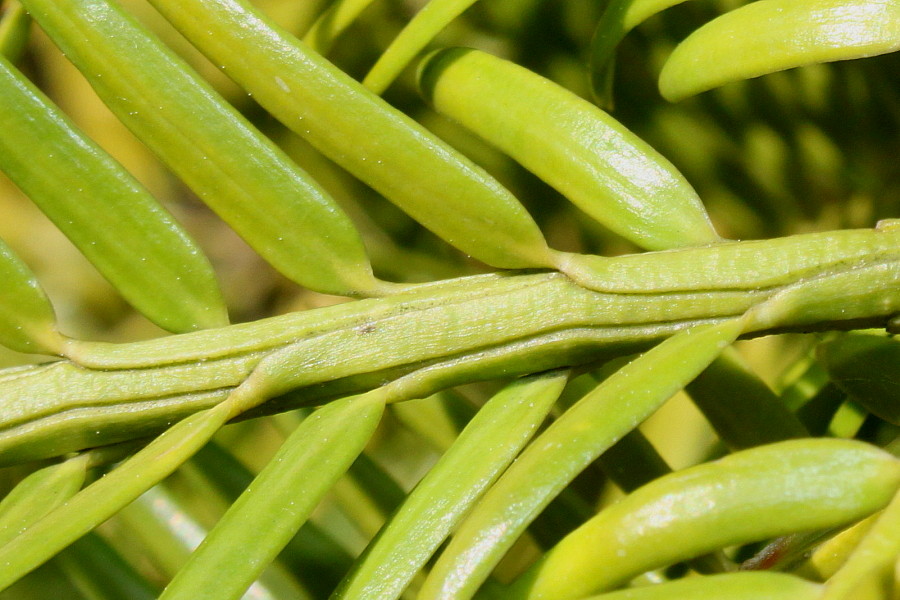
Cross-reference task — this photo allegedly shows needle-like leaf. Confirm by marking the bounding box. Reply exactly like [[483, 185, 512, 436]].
[[21, 0, 388, 298], [659, 0, 900, 102], [0, 55, 228, 332]]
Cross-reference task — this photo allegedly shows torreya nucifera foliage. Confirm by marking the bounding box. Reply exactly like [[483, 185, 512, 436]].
[[0, 0, 898, 598]]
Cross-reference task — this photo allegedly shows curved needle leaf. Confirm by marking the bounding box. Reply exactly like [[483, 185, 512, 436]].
[[21, 0, 387, 298], [303, 0, 380, 55], [581, 572, 822, 600], [333, 370, 569, 600], [821, 487, 900, 599], [418, 48, 720, 253], [160, 392, 385, 600], [0, 54, 228, 333], [364, 0, 481, 95], [659, 0, 900, 102], [589, 0, 694, 105], [511, 439, 900, 599], [420, 318, 744, 599], [0, 236, 63, 355], [0, 401, 232, 591], [145, 0, 561, 270]]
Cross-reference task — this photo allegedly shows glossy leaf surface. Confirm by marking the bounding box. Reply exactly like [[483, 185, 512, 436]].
[[21, 0, 385, 298], [146, 0, 561, 270], [333, 371, 568, 600], [0, 54, 228, 332], [512, 439, 900, 598], [420, 319, 743, 599], [160, 392, 384, 600], [660, 0, 900, 101], [419, 48, 720, 252]]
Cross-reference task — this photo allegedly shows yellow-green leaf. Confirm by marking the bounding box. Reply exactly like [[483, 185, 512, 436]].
[[22, 0, 387, 298], [146, 0, 561, 270], [0, 54, 228, 332], [659, 0, 900, 102], [418, 48, 720, 252], [0, 237, 63, 355]]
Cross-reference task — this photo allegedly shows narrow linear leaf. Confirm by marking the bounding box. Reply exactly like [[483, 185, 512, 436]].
[[21, 0, 387, 298], [558, 372, 673, 493], [0, 1, 30, 63], [343, 452, 408, 530], [0, 54, 228, 333], [145, 0, 561, 270], [364, 0, 480, 94], [0, 236, 64, 355], [510, 439, 900, 599], [190, 441, 355, 597], [818, 332, 900, 424], [659, 0, 900, 102], [0, 401, 232, 591], [160, 392, 385, 600], [581, 572, 822, 600], [687, 346, 808, 449], [794, 514, 879, 580], [303, 0, 379, 55], [589, 0, 693, 104], [821, 488, 900, 598], [418, 48, 720, 252], [0, 454, 89, 547], [55, 533, 158, 600], [115, 484, 310, 599], [333, 370, 569, 600], [389, 390, 474, 452], [570, 373, 734, 575], [420, 318, 744, 599]]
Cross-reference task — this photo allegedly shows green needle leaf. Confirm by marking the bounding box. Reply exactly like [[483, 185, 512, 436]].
[[420, 318, 744, 599], [160, 392, 385, 600], [0, 401, 232, 591], [0, 54, 228, 333], [190, 441, 355, 597], [659, 0, 900, 102], [21, 0, 387, 298], [303, 0, 380, 55], [580, 572, 822, 600], [0, 455, 89, 547], [589, 0, 694, 105], [821, 488, 900, 599], [687, 347, 808, 449], [333, 370, 569, 600], [364, 0, 481, 95], [818, 333, 900, 425], [511, 439, 900, 599], [418, 48, 720, 253], [145, 0, 561, 270], [0, 236, 64, 355], [0, 1, 30, 63]]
